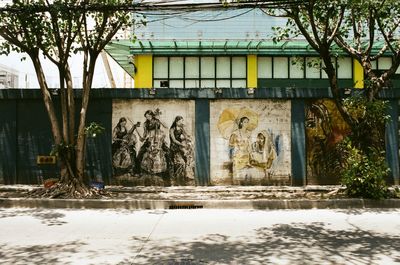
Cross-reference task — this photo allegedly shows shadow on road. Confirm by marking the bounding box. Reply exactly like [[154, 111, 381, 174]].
[[127, 222, 400, 265], [0, 241, 86, 264], [0, 208, 67, 226]]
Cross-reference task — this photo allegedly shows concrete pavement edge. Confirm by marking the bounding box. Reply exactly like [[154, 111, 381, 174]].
[[1, 197, 400, 210]]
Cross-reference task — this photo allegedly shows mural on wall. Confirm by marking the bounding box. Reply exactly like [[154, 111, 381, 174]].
[[210, 100, 291, 185], [306, 99, 350, 185], [112, 100, 195, 186]]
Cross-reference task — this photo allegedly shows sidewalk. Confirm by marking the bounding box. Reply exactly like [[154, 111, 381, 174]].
[[0, 185, 400, 210], [1, 208, 399, 264]]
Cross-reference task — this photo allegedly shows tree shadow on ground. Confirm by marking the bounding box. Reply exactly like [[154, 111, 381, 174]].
[[0, 208, 67, 226], [126, 222, 400, 265], [0, 241, 86, 264], [335, 208, 400, 215]]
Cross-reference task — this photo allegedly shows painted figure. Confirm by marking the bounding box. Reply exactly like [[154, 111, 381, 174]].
[[229, 116, 252, 172], [137, 109, 170, 175], [250, 130, 276, 170], [112, 117, 140, 175], [306, 100, 350, 184], [169, 116, 195, 184]]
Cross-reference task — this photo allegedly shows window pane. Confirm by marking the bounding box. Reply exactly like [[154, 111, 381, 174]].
[[378, 57, 392, 70], [232, 79, 246, 88], [185, 80, 200, 88], [216, 57, 230, 78], [201, 57, 215, 78], [396, 65, 400, 74], [337, 57, 352, 79], [169, 80, 184, 88], [153, 80, 169, 88], [371, 60, 377, 70], [153, 80, 162, 89], [170, 57, 184, 78], [201, 79, 215, 88], [273, 57, 288, 78], [258, 57, 272, 78], [289, 57, 304, 78], [306, 57, 321, 78], [153, 57, 168, 79], [185, 57, 199, 78], [232, 57, 246, 78], [216, 79, 230, 88]]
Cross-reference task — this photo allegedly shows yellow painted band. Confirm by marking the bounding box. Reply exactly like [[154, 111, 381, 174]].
[[134, 54, 153, 88], [247, 55, 257, 88], [353, 59, 364, 89]]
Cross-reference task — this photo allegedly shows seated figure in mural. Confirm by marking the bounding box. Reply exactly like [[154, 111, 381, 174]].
[[229, 116, 252, 173], [112, 117, 140, 175], [169, 116, 195, 184], [136, 109, 170, 176], [250, 130, 276, 171]]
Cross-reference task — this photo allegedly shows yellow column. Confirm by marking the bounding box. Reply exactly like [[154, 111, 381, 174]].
[[134, 54, 153, 88], [247, 55, 257, 88], [353, 59, 364, 89]]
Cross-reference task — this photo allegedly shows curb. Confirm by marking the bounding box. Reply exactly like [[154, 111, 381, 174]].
[[1, 198, 400, 210]]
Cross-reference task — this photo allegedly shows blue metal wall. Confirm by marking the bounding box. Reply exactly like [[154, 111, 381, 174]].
[[0, 99, 17, 184], [0, 87, 399, 186]]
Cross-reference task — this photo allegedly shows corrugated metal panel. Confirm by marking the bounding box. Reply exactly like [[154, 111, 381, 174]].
[[134, 9, 286, 40], [0, 99, 17, 184]]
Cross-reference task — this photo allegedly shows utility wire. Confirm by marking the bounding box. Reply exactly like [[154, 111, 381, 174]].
[[0, 0, 306, 13]]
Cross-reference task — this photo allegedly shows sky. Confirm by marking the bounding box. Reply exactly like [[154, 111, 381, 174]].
[[0, 0, 130, 89], [0, 0, 278, 89], [0, 50, 126, 89]]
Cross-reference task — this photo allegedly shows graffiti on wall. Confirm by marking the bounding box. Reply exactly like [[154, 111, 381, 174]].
[[210, 100, 291, 185], [306, 99, 350, 184], [112, 100, 195, 186]]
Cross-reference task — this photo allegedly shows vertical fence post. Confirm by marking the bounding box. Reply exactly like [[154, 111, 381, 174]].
[[195, 99, 210, 185], [291, 99, 306, 186]]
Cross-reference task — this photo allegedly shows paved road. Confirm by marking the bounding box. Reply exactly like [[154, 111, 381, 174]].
[[0, 208, 399, 265]]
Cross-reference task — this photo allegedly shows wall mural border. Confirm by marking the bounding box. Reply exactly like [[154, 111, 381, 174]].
[[210, 99, 292, 185], [112, 99, 195, 186]]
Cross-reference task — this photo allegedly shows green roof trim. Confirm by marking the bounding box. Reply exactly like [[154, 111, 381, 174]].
[[104, 40, 135, 77], [136, 40, 322, 55], [104, 39, 391, 76]]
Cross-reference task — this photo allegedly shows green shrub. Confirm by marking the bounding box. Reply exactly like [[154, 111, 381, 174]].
[[340, 140, 390, 199]]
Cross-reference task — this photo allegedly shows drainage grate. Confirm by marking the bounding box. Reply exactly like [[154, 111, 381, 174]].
[[169, 204, 203, 210]]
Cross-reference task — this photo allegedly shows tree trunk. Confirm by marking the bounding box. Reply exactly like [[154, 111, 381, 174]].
[[320, 53, 355, 129], [59, 67, 69, 144], [75, 54, 97, 183], [31, 54, 63, 145], [65, 63, 76, 145]]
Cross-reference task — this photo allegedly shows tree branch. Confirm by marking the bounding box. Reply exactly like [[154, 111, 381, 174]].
[[327, 5, 345, 45]]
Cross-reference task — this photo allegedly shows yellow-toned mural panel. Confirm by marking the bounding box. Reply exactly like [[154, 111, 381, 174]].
[[306, 99, 351, 184], [210, 100, 291, 185]]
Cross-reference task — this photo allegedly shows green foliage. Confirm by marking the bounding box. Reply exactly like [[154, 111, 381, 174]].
[[0, 0, 135, 60], [51, 121, 104, 159], [343, 96, 390, 124], [339, 96, 391, 199], [343, 96, 389, 151], [340, 139, 389, 199], [84, 122, 105, 138], [51, 141, 75, 158]]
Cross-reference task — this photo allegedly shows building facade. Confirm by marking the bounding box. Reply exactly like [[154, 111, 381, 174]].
[[0, 8, 399, 186], [0, 64, 18, 89], [102, 9, 400, 186]]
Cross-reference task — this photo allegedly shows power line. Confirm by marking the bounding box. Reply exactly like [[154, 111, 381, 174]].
[[0, 0, 306, 13]]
